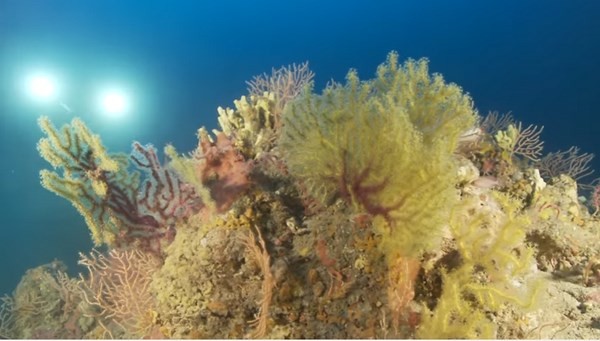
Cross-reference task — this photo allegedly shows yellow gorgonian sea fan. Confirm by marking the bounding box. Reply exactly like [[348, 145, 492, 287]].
[[37, 116, 139, 247], [279, 52, 477, 258]]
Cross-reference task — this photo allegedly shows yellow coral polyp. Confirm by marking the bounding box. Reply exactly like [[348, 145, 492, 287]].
[[495, 124, 519, 151], [216, 92, 277, 158], [90, 178, 107, 197]]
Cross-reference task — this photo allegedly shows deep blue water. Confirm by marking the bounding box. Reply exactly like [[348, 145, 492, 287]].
[[0, 0, 599, 296]]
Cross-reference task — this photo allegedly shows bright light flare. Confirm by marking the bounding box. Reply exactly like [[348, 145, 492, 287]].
[[99, 89, 130, 117], [25, 73, 58, 102]]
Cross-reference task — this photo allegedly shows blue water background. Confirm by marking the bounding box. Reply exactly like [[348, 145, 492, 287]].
[[1, 0, 599, 295]]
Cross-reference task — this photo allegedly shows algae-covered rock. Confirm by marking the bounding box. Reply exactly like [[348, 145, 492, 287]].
[[527, 175, 600, 274], [0, 261, 85, 339], [150, 211, 262, 338]]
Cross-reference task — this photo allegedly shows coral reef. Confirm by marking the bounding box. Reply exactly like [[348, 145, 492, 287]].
[[78, 249, 162, 338], [37, 118, 201, 254], [2, 52, 599, 339]]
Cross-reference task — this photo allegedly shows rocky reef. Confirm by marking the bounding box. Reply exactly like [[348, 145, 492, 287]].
[[1, 52, 599, 339]]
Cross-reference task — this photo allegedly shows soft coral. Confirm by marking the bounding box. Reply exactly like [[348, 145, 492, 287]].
[[196, 129, 253, 212]]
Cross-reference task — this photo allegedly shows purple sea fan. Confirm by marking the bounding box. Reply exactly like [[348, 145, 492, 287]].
[[129, 142, 204, 251]]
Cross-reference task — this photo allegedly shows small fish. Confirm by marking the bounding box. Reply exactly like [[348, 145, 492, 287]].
[[59, 101, 73, 113], [473, 176, 501, 189], [458, 127, 483, 144]]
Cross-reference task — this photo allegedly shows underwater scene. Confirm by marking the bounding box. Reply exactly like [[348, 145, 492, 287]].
[[1, 1, 600, 339]]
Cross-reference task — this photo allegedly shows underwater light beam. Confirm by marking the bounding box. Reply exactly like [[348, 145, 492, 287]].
[[25, 72, 58, 102], [24, 71, 72, 114], [99, 89, 130, 118]]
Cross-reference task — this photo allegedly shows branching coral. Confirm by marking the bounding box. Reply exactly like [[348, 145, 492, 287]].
[[78, 249, 161, 338], [216, 62, 314, 161], [0, 296, 14, 339], [417, 192, 541, 338], [536, 146, 595, 181], [216, 93, 278, 159], [481, 111, 515, 135], [280, 52, 476, 258], [38, 116, 132, 247], [38, 117, 200, 254], [372, 52, 477, 152], [246, 62, 315, 127], [495, 122, 544, 162], [132, 142, 202, 228], [242, 225, 275, 338], [0, 261, 84, 339]]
